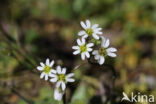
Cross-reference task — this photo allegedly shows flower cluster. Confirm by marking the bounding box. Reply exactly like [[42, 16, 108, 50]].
[[73, 20, 117, 65], [36, 20, 117, 102], [37, 58, 75, 101]]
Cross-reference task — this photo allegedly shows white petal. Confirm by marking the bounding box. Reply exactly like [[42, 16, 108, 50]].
[[72, 46, 79, 50], [81, 38, 86, 45], [82, 34, 88, 38], [81, 52, 85, 60], [77, 39, 82, 46], [107, 52, 117, 57], [49, 60, 54, 67], [37, 66, 43, 71], [92, 50, 98, 55], [78, 30, 86, 36], [61, 68, 66, 74], [46, 58, 50, 66], [73, 50, 80, 55], [94, 28, 102, 31], [40, 72, 45, 79], [101, 36, 106, 43], [57, 66, 62, 74], [92, 24, 99, 29], [85, 52, 90, 58], [50, 69, 56, 74], [54, 88, 63, 101], [101, 36, 110, 48], [49, 73, 57, 78], [86, 20, 91, 28], [80, 21, 87, 29], [50, 77, 58, 82], [40, 62, 45, 67], [61, 82, 66, 91], [87, 48, 92, 52], [93, 34, 99, 40], [106, 47, 117, 53], [87, 43, 94, 47], [101, 36, 106, 47], [95, 55, 100, 60], [67, 73, 74, 78], [104, 39, 110, 48], [56, 81, 61, 88], [66, 78, 75, 82], [99, 56, 105, 65], [96, 31, 103, 34], [45, 75, 48, 81]]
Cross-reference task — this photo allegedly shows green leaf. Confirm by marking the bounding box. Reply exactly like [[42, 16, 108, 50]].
[[70, 83, 88, 104]]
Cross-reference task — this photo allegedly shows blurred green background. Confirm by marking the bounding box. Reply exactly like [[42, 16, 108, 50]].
[[0, 0, 156, 104]]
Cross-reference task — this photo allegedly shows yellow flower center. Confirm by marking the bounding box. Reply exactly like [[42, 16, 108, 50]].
[[86, 28, 93, 36], [43, 66, 51, 74], [58, 74, 66, 82], [98, 48, 106, 56], [80, 45, 87, 53]]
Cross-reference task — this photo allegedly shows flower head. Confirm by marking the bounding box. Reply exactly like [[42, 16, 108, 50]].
[[54, 88, 63, 101], [37, 58, 56, 81], [72, 38, 94, 60], [50, 66, 75, 91], [78, 20, 102, 40], [92, 37, 117, 65]]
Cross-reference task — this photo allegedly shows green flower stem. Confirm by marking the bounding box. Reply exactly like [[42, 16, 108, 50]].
[[63, 92, 66, 104]]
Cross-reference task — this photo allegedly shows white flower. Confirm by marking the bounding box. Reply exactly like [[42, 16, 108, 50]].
[[72, 38, 94, 60], [54, 88, 63, 101], [37, 58, 56, 81], [78, 20, 102, 40], [50, 66, 75, 91], [92, 37, 117, 65]]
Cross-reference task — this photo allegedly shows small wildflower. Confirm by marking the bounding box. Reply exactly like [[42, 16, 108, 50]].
[[72, 38, 94, 60], [37, 58, 56, 81], [54, 88, 63, 101], [92, 37, 117, 65], [78, 20, 102, 40], [50, 66, 75, 91]]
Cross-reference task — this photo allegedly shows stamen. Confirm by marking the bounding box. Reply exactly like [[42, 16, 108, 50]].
[[86, 28, 93, 36], [43, 66, 51, 74], [58, 74, 66, 82], [98, 48, 106, 56], [80, 45, 87, 53]]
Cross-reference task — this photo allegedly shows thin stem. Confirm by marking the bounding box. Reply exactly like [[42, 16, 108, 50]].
[[72, 61, 87, 72], [63, 92, 66, 104]]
